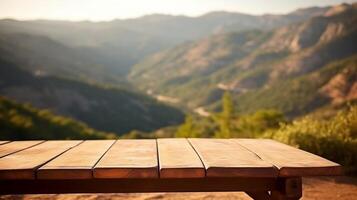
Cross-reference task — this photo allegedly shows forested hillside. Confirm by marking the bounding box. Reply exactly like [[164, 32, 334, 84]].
[[0, 96, 115, 140], [0, 59, 184, 135]]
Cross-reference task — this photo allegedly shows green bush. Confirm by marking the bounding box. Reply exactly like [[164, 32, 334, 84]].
[[266, 105, 357, 174]]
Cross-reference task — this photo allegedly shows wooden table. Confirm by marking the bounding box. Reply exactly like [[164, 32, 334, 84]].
[[0, 139, 342, 199]]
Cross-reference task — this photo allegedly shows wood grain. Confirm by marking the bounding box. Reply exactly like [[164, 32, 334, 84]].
[[0, 141, 81, 179], [0, 141, 44, 158], [37, 140, 114, 179], [189, 139, 278, 178], [235, 139, 343, 176], [94, 139, 158, 178], [158, 138, 205, 178]]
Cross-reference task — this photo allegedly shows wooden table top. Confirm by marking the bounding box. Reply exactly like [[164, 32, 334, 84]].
[[0, 139, 342, 180]]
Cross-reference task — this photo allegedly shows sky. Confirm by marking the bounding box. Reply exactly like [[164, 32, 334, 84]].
[[0, 0, 355, 21]]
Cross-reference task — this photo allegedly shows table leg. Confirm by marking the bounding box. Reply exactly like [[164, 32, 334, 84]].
[[270, 177, 302, 200], [246, 177, 302, 200]]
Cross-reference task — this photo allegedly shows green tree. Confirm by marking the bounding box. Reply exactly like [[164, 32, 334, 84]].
[[238, 109, 285, 137], [222, 91, 234, 119], [175, 115, 201, 138], [215, 92, 234, 138]]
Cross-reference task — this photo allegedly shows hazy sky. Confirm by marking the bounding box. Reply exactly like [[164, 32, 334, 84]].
[[0, 0, 355, 21]]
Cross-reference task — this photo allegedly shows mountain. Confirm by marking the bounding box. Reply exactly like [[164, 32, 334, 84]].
[[130, 30, 270, 107], [0, 58, 184, 135], [0, 32, 129, 86], [232, 55, 357, 117], [0, 3, 354, 138], [0, 96, 116, 140], [0, 28, 185, 135], [0, 6, 329, 76], [129, 3, 357, 117]]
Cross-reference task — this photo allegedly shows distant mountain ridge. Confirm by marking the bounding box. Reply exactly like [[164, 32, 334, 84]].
[[129, 3, 357, 116], [0, 32, 130, 86], [0, 5, 330, 76]]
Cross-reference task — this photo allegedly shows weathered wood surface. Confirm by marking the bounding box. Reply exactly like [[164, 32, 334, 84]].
[[158, 138, 205, 178], [38, 140, 114, 179], [0, 141, 81, 179], [0, 139, 342, 181], [235, 139, 343, 177], [0, 141, 44, 158], [94, 139, 158, 178], [189, 139, 278, 177]]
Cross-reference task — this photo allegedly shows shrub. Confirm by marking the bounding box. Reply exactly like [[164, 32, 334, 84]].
[[266, 105, 357, 174]]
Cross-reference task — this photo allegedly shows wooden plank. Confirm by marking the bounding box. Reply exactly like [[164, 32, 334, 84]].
[[94, 139, 158, 179], [235, 139, 343, 177], [0, 141, 44, 158], [189, 139, 278, 178], [37, 140, 114, 179], [0, 141, 10, 145], [158, 138, 205, 178], [0, 140, 82, 179]]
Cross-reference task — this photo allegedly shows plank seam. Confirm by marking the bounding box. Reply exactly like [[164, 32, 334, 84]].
[[186, 138, 207, 177], [91, 140, 117, 178], [156, 139, 161, 178], [0, 140, 46, 159], [34, 140, 85, 179], [232, 139, 280, 173], [0, 141, 11, 145]]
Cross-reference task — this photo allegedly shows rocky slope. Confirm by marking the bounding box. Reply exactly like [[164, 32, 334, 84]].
[[129, 3, 357, 116]]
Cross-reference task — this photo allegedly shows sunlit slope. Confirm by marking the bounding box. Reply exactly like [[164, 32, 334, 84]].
[[231, 55, 357, 117], [130, 3, 357, 115]]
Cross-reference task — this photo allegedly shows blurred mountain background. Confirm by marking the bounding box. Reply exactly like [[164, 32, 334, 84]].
[[0, 3, 356, 172]]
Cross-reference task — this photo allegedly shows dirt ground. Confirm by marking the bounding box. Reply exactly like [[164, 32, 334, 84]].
[[1, 176, 357, 200]]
